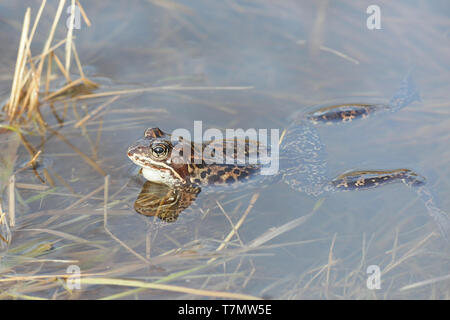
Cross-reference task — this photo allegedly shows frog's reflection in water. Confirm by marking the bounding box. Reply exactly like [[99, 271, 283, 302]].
[[134, 181, 200, 222]]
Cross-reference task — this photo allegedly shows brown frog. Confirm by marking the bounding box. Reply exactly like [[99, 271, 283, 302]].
[[127, 75, 449, 242]]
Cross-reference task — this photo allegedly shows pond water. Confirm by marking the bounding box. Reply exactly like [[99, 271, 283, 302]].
[[0, 0, 449, 299]]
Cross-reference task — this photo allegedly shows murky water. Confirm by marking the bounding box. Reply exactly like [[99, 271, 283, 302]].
[[0, 0, 449, 299]]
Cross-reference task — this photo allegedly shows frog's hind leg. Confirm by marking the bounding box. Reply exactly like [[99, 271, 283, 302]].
[[329, 169, 425, 191], [306, 74, 420, 125], [330, 169, 450, 242], [415, 186, 450, 242], [280, 120, 329, 196]]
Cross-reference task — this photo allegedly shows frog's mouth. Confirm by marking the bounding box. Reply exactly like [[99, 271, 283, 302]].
[[128, 145, 185, 183], [127, 148, 162, 169], [127, 145, 154, 167]]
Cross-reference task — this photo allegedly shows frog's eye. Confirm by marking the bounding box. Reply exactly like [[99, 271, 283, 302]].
[[151, 143, 169, 158]]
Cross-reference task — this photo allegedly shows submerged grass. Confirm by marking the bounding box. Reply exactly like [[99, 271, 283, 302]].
[[0, 0, 275, 300], [0, 0, 449, 300]]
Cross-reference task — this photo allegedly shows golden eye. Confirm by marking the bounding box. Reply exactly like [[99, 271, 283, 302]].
[[151, 143, 168, 158]]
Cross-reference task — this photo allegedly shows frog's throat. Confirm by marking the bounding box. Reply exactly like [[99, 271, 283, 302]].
[[129, 152, 186, 185], [141, 163, 186, 185]]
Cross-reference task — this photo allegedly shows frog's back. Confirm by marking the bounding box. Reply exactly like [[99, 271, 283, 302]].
[[187, 138, 268, 186]]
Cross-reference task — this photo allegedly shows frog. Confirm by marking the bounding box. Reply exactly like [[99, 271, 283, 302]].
[[127, 75, 450, 241], [128, 126, 268, 221]]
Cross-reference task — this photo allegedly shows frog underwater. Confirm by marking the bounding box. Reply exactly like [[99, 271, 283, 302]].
[[127, 75, 450, 241]]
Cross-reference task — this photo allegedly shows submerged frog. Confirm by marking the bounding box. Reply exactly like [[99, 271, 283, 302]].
[[127, 75, 449, 241], [127, 127, 267, 221]]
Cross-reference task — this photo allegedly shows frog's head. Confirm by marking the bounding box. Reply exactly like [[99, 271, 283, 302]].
[[128, 128, 171, 164], [128, 128, 189, 185]]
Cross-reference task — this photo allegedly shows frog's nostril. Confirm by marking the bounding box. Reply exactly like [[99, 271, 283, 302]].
[[127, 146, 137, 156]]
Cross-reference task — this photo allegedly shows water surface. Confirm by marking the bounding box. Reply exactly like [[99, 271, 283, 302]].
[[0, 0, 449, 299]]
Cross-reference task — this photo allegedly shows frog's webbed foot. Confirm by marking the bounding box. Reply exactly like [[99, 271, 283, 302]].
[[416, 186, 450, 242], [387, 74, 421, 113], [134, 182, 201, 222], [280, 121, 329, 196], [306, 74, 420, 125], [329, 169, 450, 242]]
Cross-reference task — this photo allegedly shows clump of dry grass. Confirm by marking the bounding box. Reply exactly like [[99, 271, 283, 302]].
[[0, 0, 96, 252], [0, 0, 253, 254], [3, 0, 96, 128]]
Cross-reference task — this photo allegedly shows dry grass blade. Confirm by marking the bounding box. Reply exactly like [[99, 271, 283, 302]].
[[296, 40, 360, 65], [25, 149, 42, 169], [74, 96, 120, 128], [318, 45, 359, 65], [75, 85, 254, 100], [48, 127, 106, 176], [36, 0, 65, 81], [71, 42, 85, 79], [7, 8, 30, 120], [18, 132, 37, 160], [146, 0, 193, 14], [103, 175, 109, 226], [399, 274, 450, 291], [15, 183, 49, 191], [247, 203, 320, 249], [325, 233, 338, 298], [19, 228, 104, 249], [278, 128, 287, 145], [0, 202, 11, 248], [102, 175, 149, 264], [65, 0, 76, 72], [206, 193, 259, 264], [6, 293, 48, 300], [51, 52, 72, 83], [80, 277, 262, 300], [215, 193, 259, 253], [28, 0, 47, 44], [0, 272, 106, 283], [382, 232, 437, 275], [309, 0, 327, 56], [75, 0, 91, 26], [8, 175, 16, 227], [31, 38, 67, 64], [64, 182, 104, 211], [103, 227, 150, 265]]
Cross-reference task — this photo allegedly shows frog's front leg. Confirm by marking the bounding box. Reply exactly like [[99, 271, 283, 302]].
[[307, 75, 420, 125]]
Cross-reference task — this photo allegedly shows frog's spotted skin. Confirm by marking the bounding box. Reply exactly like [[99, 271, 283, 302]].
[[188, 163, 260, 185], [128, 75, 450, 240], [307, 103, 384, 124], [127, 127, 264, 188], [330, 169, 426, 191]]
